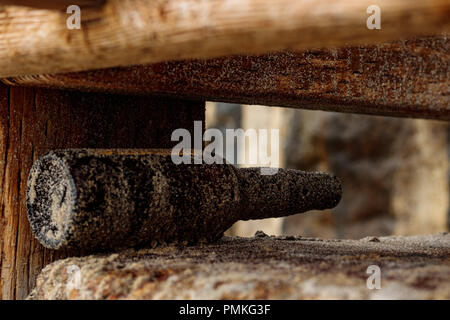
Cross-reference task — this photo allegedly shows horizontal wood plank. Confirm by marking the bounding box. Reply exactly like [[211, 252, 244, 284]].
[[0, 0, 449, 77], [4, 36, 449, 120], [0, 1, 104, 9]]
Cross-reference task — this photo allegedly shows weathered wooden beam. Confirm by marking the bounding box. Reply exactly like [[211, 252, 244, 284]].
[[0, 0, 449, 78], [5, 36, 449, 120], [0, 0, 104, 9], [0, 84, 205, 300]]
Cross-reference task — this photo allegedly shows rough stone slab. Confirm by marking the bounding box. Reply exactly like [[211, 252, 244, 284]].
[[28, 233, 450, 300]]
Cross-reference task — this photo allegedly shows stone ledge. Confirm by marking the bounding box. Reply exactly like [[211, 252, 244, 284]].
[[28, 233, 450, 300]]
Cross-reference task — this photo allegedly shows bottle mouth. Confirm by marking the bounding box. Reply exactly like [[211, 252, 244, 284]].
[[26, 153, 77, 249], [235, 168, 342, 220], [316, 174, 342, 210]]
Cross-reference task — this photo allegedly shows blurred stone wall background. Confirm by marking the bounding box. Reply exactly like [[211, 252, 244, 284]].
[[206, 102, 449, 239]]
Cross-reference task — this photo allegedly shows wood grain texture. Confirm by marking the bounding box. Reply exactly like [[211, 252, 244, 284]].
[[0, 84, 205, 299], [5, 36, 449, 120], [0, 0, 104, 9], [0, 0, 449, 77]]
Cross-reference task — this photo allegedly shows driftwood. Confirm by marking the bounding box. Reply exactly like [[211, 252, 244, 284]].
[[0, 0, 104, 9], [5, 36, 449, 120], [0, 0, 449, 77]]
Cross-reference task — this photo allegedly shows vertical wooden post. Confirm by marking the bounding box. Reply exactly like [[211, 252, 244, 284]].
[[0, 83, 205, 299]]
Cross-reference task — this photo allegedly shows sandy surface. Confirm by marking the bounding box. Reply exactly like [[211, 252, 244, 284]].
[[28, 233, 450, 300]]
